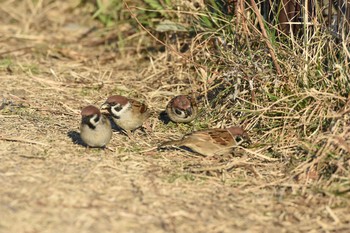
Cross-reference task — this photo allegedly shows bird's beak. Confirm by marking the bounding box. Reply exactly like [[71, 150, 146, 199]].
[[100, 102, 110, 110], [185, 108, 192, 116], [81, 116, 90, 125]]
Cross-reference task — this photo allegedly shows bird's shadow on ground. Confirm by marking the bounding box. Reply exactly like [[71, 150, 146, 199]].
[[108, 117, 124, 133], [67, 130, 87, 147], [99, 113, 124, 133], [159, 111, 171, 124], [107, 115, 149, 136], [158, 143, 198, 155]]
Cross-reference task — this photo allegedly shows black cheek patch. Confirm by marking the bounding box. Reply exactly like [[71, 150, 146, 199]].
[[94, 115, 100, 123], [175, 108, 183, 115], [185, 108, 192, 117], [82, 116, 97, 130], [113, 105, 123, 112], [110, 104, 123, 119], [87, 123, 96, 129], [235, 136, 243, 143]]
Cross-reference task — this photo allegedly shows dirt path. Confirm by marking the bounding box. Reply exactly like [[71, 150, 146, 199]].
[[0, 1, 349, 233]]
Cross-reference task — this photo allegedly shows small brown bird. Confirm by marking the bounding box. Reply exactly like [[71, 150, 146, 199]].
[[80, 105, 112, 148], [166, 95, 198, 123], [159, 126, 250, 156], [101, 95, 150, 134]]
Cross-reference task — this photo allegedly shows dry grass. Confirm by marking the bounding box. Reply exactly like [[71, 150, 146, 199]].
[[0, 0, 350, 232]]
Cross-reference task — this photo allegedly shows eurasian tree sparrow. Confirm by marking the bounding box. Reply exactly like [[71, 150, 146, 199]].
[[101, 95, 150, 134], [166, 95, 198, 123], [80, 105, 112, 148], [159, 126, 250, 156]]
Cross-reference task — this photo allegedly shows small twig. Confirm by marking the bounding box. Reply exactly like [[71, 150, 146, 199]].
[[0, 102, 6, 110], [241, 177, 298, 192], [241, 147, 278, 161], [19, 155, 46, 160], [139, 146, 158, 154], [249, 0, 282, 76], [0, 136, 49, 146], [188, 161, 267, 173], [0, 46, 33, 57], [105, 146, 116, 152], [325, 206, 340, 224], [77, 26, 98, 41]]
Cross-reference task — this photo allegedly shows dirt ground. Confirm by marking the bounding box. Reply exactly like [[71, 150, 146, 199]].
[[0, 1, 349, 233]]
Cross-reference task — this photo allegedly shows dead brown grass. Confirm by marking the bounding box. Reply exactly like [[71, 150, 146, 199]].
[[0, 1, 349, 232]]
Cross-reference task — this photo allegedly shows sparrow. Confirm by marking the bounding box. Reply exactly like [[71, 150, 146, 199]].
[[166, 95, 198, 123], [159, 126, 250, 156], [80, 105, 112, 148], [100, 95, 150, 134]]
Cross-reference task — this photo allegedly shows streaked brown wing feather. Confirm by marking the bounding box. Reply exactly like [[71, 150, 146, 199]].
[[207, 129, 234, 146], [160, 128, 235, 156], [130, 99, 149, 114], [187, 129, 232, 145], [184, 130, 213, 141]]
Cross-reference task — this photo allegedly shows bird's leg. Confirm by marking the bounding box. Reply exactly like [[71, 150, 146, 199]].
[[104, 146, 115, 152], [124, 129, 135, 140]]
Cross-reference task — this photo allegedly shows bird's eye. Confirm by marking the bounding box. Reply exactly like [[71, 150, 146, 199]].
[[113, 104, 123, 112], [235, 136, 243, 144], [175, 109, 183, 115]]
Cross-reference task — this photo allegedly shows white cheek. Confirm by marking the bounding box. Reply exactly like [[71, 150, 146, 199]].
[[90, 114, 101, 127], [110, 105, 121, 117], [174, 108, 186, 118], [179, 112, 186, 118], [111, 102, 130, 117]]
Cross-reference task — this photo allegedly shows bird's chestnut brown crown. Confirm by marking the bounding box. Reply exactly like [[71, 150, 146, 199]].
[[172, 95, 191, 110], [81, 105, 101, 116], [105, 95, 129, 106], [227, 126, 250, 142]]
